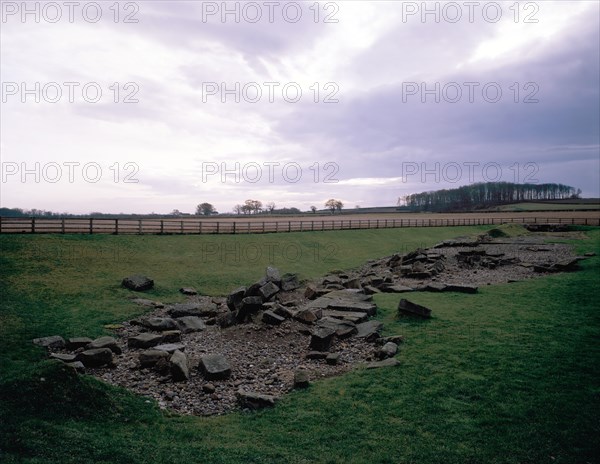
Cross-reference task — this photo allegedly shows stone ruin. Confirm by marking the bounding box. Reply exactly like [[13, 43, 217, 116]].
[[34, 226, 593, 415]]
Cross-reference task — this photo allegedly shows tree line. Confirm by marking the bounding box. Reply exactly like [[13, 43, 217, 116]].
[[398, 182, 581, 212]]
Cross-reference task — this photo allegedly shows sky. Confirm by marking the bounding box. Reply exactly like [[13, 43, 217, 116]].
[[1, 0, 599, 214]]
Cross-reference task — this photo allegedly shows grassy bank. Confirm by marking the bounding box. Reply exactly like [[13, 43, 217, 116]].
[[1, 227, 598, 463]]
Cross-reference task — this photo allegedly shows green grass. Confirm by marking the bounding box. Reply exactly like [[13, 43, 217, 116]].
[[1, 227, 599, 463]]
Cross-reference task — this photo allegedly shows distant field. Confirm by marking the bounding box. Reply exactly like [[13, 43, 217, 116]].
[[495, 202, 600, 212], [1, 210, 599, 234]]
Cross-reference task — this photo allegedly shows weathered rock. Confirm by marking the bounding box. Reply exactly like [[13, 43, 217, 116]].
[[321, 310, 368, 324], [88, 336, 122, 354], [179, 287, 198, 295], [417, 282, 447, 292], [265, 266, 282, 284], [322, 275, 342, 285], [445, 284, 478, 294], [377, 342, 398, 360], [202, 383, 216, 394], [170, 350, 190, 381], [132, 298, 164, 308], [169, 302, 217, 318], [50, 353, 77, 363], [66, 337, 93, 350], [380, 284, 414, 293], [65, 361, 85, 373], [309, 326, 336, 351], [366, 358, 400, 369], [237, 296, 264, 322], [307, 291, 377, 316], [122, 274, 154, 291], [326, 353, 340, 365], [355, 320, 383, 342], [343, 277, 361, 289], [33, 335, 65, 350], [293, 308, 322, 324], [141, 317, 179, 331], [77, 348, 114, 367], [139, 349, 170, 368], [280, 273, 300, 291], [199, 354, 232, 380], [294, 369, 310, 389], [398, 299, 432, 318], [262, 310, 285, 325], [176, 316, 206, 333], [316, 317, 357, 339], [376, 335, 405, 345], [161, 330, 182, 343], [272, 304, 294, 319], [259, 281, 280, 300], [154, 343, 186, 354], [226, 286, 247, 311], [128, 333, 163, 349], [362, 285, 382, 295], [237, 390, 277, 409], [217, 311, 237, 328], [304, 285, 330, 300]]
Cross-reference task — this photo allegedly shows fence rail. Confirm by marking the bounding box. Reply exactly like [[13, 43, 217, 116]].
[[0, 215, 598, 235]]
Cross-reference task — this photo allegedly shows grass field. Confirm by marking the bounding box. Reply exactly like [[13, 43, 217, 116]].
[[495, 202, 600, 212], [1, 226, 599, 463]]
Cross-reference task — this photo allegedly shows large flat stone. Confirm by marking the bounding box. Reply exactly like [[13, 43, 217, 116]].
[[77, 348, 114, 367], [128, 333, 163, 349], [199, 354, 232, 380], [398, 299, 432, 318], [176, 316, 206, 333], [88, 336, 122, 354], [315, 317, 357, 339], [122, 274, 154, 291], [237, 390, 277, 409], [170, 350, 190, 381], [355, 320, 383, 342]]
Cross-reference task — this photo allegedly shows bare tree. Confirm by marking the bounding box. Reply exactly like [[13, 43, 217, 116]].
[[265, 201, 276, 213], [325, 199, 342, 214], [310, 205, 317, 214]]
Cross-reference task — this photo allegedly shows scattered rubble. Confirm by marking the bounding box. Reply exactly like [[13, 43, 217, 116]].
[[36, 226, 589, 416]]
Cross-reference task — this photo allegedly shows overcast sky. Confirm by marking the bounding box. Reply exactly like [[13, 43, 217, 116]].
[[1, 0, 598, 214]]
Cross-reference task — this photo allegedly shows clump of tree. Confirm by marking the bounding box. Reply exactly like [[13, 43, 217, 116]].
[[233, 199, 263, 215], [325, 199, 343, 213], [196, 203, 217, 216], [398, 182, 580, 212]]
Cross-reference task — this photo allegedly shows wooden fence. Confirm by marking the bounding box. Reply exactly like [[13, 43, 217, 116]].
[[0, 216, 598, 235]]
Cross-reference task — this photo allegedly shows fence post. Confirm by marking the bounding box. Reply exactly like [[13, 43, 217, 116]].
[[180, 220, 184, 234], [61, 218, 65, 234], [216, 222, 220, 234], [89, 218, 93, 234], [199, 221, 202, 234], [288, 221, 291, 232], [115, 219, 119, 235], [248, 222, 250, 233], [160, 220, 164, 234], [311, 221, 314, 231], [233, 222, 236, 234], [139, 219, 142, 234], [31, 218, 35, 234], [262, 222, 265, 233], [276, 221, 279, 233]]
